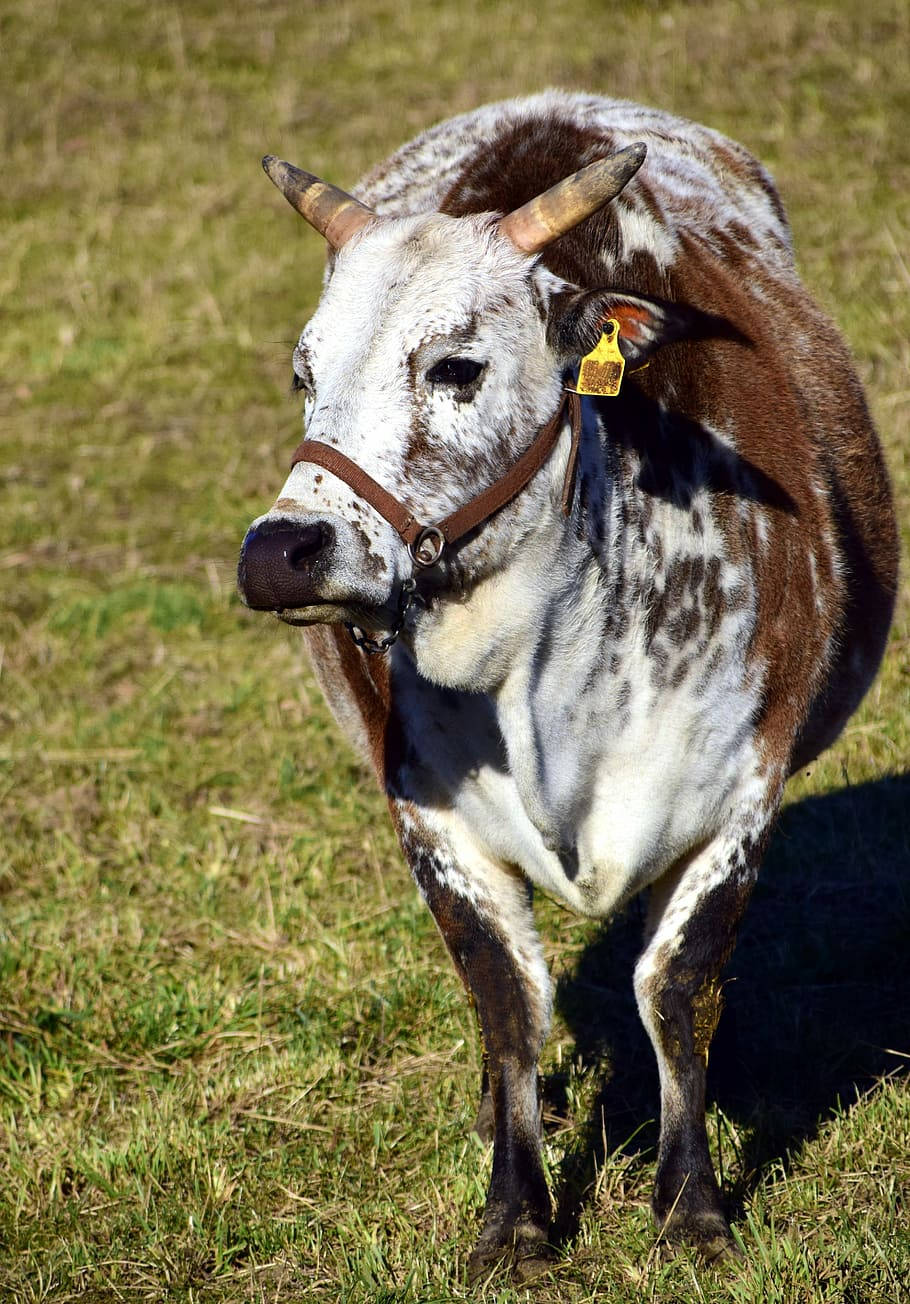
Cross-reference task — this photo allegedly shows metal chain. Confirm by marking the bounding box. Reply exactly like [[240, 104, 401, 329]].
[[346, 576, 417, 655]]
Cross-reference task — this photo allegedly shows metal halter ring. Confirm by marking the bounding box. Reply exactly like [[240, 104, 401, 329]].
[[408, 526, 446, 568]]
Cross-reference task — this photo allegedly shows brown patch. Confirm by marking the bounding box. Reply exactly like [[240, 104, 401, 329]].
[[350, 523, 389, 580], [303, 625, 391, 783], [440, 114, 629, 288], [665, 605, 701, 648], [404, 343, 433, 463]]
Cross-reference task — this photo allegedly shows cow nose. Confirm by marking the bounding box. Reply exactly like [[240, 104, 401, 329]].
[[285, 524, 327, 569], [237, 519, 335, 610]]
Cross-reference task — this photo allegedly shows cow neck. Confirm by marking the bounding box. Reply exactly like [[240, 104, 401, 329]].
[[288, 388, 583, 569]]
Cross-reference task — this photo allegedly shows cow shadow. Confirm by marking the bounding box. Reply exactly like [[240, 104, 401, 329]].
[[544, 771, 910, 1243]]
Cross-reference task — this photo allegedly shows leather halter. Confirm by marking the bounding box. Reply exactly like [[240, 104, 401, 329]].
[[288, 388, 583, 568]]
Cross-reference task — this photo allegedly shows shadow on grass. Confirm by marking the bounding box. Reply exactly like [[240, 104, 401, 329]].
[[546, 771, 910, 1244]]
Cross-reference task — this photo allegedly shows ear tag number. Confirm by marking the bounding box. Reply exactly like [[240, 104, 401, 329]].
[[576, 318, 625, 397]]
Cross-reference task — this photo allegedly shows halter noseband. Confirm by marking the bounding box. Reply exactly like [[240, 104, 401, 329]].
[[289, 388, 583, 566]]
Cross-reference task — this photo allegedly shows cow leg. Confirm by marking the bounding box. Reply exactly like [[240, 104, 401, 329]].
[[460, 988, 495, 1141], [473, 1061, 495, 1142], [397, 814, 552, 1281], [633, 829, 766, 1260]]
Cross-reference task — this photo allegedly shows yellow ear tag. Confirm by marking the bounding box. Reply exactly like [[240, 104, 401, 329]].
[[576, 318, 625, 397]]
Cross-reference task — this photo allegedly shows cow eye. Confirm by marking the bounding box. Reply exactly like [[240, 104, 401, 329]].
[[426, 357, 485, 388]]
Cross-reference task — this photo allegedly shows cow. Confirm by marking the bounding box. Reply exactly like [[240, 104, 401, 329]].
[[237, 91, 898, 1281]]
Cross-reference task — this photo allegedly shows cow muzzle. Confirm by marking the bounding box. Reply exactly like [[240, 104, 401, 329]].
[[237, 517, 335, 613], [237, 513, 397, 629]]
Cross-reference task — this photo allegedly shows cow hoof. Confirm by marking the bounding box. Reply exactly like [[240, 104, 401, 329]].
[[693, 1229, 743, 1266], [466, 1220, 551, 1284], [511, 1242, 557, 1283], [653, 1179, 743, 1266], [657, 1209, 742, 1266]]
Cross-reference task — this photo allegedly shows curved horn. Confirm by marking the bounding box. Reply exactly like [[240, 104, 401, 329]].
[[498, 142, 647, 255], [262, 156, 377, 250]]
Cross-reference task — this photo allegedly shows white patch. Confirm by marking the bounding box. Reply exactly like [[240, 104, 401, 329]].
[[614, 199, 679, 271], [754, 509, 771, 556], [807, 550, 823, 614]]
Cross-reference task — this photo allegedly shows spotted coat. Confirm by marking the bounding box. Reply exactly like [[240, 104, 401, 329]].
[[239, 91, 898, 1279]]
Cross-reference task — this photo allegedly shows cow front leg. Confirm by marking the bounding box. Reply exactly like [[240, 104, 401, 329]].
[[633, 829, 766, 1261], [472, 1059, 495, 1142], [398, 816, 552, 1281]]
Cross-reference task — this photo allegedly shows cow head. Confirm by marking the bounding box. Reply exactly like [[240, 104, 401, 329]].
[[238, 144, 693, 661]]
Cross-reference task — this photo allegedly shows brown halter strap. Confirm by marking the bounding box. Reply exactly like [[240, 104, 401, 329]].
[[288, 389, 583, 568]]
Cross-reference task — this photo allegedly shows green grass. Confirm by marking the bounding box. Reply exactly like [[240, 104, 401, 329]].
[[2, 0, 909, 1299]]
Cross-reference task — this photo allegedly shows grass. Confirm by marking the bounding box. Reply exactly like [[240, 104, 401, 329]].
[[1, 0, 909, 1299]]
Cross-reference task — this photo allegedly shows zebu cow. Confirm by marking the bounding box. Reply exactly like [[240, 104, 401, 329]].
[[238, 92, 898, 1279]]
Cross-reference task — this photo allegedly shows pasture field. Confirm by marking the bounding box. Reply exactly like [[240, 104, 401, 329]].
[[2, 0, 909, 1299]]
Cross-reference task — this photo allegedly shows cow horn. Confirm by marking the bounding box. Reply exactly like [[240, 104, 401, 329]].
[[498, 142, 648, 255], [262, 156, 377, 250]]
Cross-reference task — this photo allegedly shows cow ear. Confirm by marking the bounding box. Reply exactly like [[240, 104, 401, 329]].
[[547, 288, 720, 369]]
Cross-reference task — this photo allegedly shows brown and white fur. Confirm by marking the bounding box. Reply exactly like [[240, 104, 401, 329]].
[[238, 91, 898, 1280]]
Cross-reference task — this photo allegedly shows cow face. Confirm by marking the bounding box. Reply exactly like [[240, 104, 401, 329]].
[[238, 213, 569, 632]]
